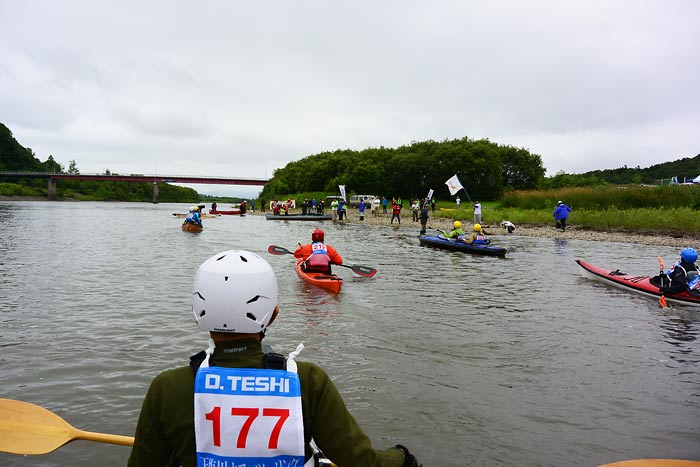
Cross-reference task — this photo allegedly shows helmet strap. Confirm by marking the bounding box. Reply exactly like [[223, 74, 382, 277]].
[[201, 337, 216, 368]]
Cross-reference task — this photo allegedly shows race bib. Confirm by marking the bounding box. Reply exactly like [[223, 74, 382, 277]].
[[311, 243, 328, 255], [194, 366, 304, 467]]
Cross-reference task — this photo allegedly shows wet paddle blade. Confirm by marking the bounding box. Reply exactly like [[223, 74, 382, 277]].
[[347, 264, 377, 277], [268, 245, 293, 255], [0, 399, 133, 455], [659, 295, 668, 309]]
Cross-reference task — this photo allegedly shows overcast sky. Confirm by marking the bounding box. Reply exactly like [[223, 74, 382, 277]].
[[2, 1, 698, 196]]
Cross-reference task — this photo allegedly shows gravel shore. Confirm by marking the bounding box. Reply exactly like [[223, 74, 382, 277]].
[[257, 208, 700, 249]]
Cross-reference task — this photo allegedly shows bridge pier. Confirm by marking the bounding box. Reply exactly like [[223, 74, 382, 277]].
[[152, 182, 159, 204], [48, 178, 58, 200]]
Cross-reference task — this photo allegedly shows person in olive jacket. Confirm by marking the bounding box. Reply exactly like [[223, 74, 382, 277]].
[[128, 250, 420, 467]]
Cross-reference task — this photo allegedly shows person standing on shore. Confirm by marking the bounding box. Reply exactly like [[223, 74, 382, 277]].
[[554, 200, 572, 231], [473, 201, 482, 224], [419, 202, 429, 234], [456, 197, 461, 209], [382, 196, 388, 214], [411, 199, 420, 222], [331, 198, 339, 221], [359, 198, 366, 221], [391, 199, 401, 224], [372, 197, 380, 217]]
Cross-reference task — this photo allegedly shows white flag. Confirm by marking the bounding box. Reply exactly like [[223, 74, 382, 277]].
[[426, 188, 434, 201], [338, 185, 346, 202], [445, 175, 463, 196]]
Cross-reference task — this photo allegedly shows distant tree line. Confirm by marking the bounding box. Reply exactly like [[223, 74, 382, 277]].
[[261, 137, 546, 201], [540, 155, 700, 189]]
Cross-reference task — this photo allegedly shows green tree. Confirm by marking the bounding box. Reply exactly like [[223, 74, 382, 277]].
[[67, 159, 80, 174]]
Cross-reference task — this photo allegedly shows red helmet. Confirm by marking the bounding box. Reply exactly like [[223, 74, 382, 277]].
[[312, 228, 324, 242]]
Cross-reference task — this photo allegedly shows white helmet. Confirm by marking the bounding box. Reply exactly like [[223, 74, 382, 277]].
[[192, 250, 278, 334]]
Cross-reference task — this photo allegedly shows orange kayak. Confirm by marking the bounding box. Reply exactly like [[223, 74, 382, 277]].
[[295, 259, 342, 293], [182, 222, 203, 233]]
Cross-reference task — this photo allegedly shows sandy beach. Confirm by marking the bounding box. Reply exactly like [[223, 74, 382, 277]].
[[256, 207, 700, 249]]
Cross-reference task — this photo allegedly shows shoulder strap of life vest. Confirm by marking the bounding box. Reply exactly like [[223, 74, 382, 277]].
[[189, 350, 287, 374]]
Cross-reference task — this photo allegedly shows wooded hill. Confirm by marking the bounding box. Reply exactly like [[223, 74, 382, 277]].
[[260, 135, 699, 201], [260, 137, 546, 202]]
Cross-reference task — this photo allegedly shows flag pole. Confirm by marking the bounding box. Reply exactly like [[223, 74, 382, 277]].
[[462, 187, 472, 204]]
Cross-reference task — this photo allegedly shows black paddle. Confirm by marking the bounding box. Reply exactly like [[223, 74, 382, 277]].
[[267, 245, 377, 277]]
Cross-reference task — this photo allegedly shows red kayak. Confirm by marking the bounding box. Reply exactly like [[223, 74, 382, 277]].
[[295, 259, 342, 293], [575, 259, 700, 307], [209, 209, 240, 215]]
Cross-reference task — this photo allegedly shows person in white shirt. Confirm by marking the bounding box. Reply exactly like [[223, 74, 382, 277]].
[[473, 201, 482, 224]]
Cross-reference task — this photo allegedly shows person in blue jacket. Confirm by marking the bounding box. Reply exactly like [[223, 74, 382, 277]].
[[657, 248, 700, 294], [185, 206, 203, 227], [553, 200, 572, 231]]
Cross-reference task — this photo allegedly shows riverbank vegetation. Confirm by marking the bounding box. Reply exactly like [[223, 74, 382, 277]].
[[3, 119, 699, 234], [260, 137, 546, 202], [430, 185, 700, 235]]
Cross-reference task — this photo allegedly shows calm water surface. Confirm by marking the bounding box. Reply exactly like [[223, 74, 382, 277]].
[[1, 201, 698, 466]]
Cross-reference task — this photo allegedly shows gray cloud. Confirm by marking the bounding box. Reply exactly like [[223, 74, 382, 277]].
[[2, 0, 698, 196]]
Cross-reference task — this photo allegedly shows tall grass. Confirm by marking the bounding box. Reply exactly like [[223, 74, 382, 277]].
[[500, 185, 700, 210], [438, 185, 700, 234]]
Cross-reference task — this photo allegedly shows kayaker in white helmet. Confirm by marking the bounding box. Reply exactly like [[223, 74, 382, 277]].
[[129, 250, 420, 467]]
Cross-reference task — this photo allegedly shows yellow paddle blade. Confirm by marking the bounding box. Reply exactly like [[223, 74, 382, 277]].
[[599, 460, 700, 467], [0, 398, 133, 455]]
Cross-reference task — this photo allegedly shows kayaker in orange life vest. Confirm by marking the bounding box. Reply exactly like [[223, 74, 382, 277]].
[[294, 228, 343, 274]]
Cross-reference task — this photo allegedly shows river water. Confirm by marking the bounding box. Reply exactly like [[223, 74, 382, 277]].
[[1, 201, 698, 467]]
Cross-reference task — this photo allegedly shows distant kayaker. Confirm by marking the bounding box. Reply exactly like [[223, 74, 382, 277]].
[[294, 228, 343, 274], [463, 223, 490, 245], [443, 220, 465, 240], [128, 250, 419, 467], [554, 200, 572, 231], [656, 248, 700, 294], [184, 205, 203, 227], [211, 201, 217, 212]]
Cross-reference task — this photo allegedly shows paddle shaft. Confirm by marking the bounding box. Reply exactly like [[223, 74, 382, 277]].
[[267, 245, 376, 277], [657, 256, 669, 309]]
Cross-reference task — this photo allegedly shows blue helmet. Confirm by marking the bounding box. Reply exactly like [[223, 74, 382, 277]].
[[680, 247, 698, 263]]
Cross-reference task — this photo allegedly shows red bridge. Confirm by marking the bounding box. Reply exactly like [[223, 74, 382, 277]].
[[0, 172, 269, 201]]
